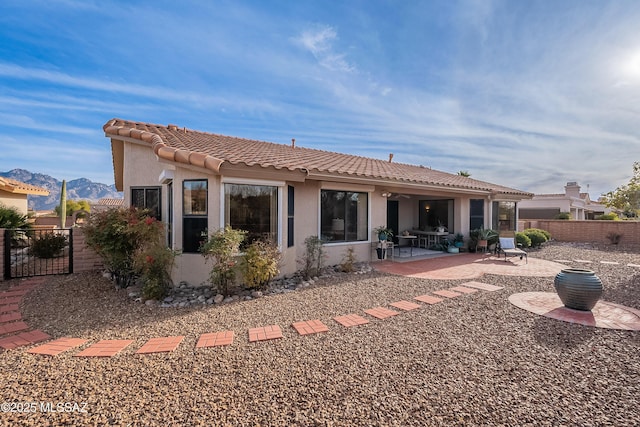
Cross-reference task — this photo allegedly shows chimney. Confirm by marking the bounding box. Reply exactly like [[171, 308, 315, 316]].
[[291, 138, 296, 148], [388, 153, 394, 162], [565, 181, 581, 198]]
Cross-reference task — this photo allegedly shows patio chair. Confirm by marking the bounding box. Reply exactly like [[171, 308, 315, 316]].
[[496, 235, 527, 264]]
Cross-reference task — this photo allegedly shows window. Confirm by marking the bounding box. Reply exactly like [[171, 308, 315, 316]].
[[492, 201, 516, 231], [225, 183, 278, 246], [287, 185, 294, 248], [320, 190, 368, 242], [419, 199, 453, 231], [131, 187, 161, 219], [183, 180, 208, 253], [469, 199, 484, 230]]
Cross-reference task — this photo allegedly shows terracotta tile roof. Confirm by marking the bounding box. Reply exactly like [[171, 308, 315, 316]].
[[0, 177, 49, 196], [104, 118, 532, 196], [95, 198, 124, 207]]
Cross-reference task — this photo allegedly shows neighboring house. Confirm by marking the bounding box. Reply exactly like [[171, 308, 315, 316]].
[[104, 118, 533, 285], [91, 198, 125, 212], [518, 182, 611, 220], [0, 176, 49, 215]]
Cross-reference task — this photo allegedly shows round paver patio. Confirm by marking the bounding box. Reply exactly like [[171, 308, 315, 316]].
[[509, 292, 640, 331]]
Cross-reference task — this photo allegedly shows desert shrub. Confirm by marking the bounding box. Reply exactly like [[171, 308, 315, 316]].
[[134, 242, 178, 300], [340, 246, 357, 273], [298, 235, 325, 279], [606, 232, 623, 245], [201, 226, 247, 295], [30, 232, 67, 258], [555, 212, 571, 220], [597, 213, 619, 220], [515, 232, 531, 248], [241, 239, 281, 289], [523, 228, 548, 248], [83, 207, 171, 290], [0, 204, 30, 229]]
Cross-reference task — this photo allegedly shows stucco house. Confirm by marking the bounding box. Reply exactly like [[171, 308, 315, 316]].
[[104, 118, 532, 285], [518, 182, 610, 220], [0, 177, 49, 215]]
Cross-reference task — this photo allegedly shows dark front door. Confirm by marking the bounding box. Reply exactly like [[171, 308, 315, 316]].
[[386, 200, 399, 238]]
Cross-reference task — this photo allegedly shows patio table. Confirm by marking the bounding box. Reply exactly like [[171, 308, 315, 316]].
[[397, 235, 417, 256]]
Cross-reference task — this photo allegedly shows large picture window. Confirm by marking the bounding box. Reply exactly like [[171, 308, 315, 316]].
[[492, 201, 516, 231], [225, 183, 278, 246], [131, 187, 161, 220], [183, 179, 208, 253], [320, 190, 368, 242]]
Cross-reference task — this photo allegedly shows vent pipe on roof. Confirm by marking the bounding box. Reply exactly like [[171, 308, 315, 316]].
[[388, 153, 394, 162], [291, 138, 296, 148], [168, 124, 178, 131]]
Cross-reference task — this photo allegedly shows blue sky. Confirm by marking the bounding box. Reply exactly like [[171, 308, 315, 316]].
[[0, 0, 638, 198]]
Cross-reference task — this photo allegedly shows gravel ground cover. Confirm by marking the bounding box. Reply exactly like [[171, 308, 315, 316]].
[[1, 242, 639, 426]]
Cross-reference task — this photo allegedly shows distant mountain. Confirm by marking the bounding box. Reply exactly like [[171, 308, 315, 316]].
[[0, 169, 123, 211]]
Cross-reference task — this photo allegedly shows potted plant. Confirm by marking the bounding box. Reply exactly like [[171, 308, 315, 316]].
[[435, 220, 447, 233], [453, 233, 464, 248], [373, 226, 394, 259], [473, 227, 497, 252], [373, 225, 394, 241]]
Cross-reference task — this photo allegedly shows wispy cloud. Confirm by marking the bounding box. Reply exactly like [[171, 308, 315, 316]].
[[293, 26, 355, 73]]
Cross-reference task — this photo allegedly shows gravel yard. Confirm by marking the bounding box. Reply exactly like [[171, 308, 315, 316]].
[[1, 242, 639, 426]]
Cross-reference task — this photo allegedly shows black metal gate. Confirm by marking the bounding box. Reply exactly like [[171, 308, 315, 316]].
[[4, 228, 73, 279]]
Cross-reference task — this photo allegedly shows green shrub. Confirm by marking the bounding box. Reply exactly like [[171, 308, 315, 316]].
[[241, 239, 281, 289], [555, 212, 571, 220], [201, 226, 247, 295], [596, 213, 619, 220], [515, 232, 531, 248], [523, 228, 548, 248], [31, 232, 67, 258], [524, 228, 551, 240]]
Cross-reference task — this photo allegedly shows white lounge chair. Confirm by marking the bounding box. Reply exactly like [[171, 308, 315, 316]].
[[497, 236, 527, 264]]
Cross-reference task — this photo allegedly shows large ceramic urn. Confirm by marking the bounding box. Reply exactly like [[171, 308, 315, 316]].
[[554, 268, 603, 311]]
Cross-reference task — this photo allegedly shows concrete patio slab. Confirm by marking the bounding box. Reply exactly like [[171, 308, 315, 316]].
[[389, 300, 422, 311]]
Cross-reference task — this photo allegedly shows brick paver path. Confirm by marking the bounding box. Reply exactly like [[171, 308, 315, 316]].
[[248, 325, 283, 342], [76, 340, 134, 357], [6, 253, 640, 358], [196, 331, 235, 348]]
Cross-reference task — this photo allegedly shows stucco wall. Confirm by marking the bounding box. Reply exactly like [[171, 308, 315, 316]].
[[0, 192, 28, 214]]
